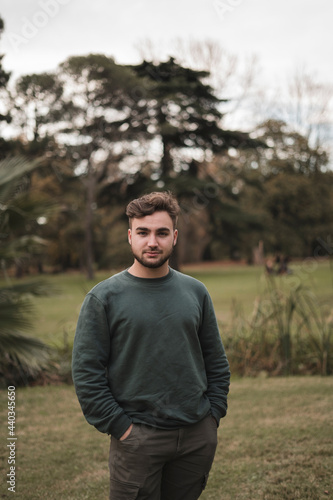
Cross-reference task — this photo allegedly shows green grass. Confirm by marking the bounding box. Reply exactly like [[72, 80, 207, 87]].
[[9, 259, 333, 348], [188, 259, 333, 324], [0, 377, 332, 499]]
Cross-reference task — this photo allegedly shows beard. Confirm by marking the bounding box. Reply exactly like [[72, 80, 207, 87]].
[[131, 246, 175, 269]]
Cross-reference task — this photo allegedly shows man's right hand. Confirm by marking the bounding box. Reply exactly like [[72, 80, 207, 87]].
[[119, 424, 133, 441]]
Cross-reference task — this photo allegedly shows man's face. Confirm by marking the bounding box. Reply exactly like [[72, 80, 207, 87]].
[[128, 211, 178, 269]]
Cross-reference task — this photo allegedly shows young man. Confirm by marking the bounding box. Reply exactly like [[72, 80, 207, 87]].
[[72, 191, 230, 500]]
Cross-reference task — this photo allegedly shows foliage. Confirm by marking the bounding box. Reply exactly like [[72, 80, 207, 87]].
[[232, 119, 333, 258], [252, 119, 329, 175], [1, 47, 332, 268], [47, 330, 74, 385], [37, 54, 149, 278], [129, 57, 262, 177], [0, 156, 55, 386], [223, 276, 333, 376], [13, 72, 63, 142]]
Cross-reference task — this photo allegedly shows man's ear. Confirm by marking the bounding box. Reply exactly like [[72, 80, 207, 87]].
[[128, 229, 132, 244], [173, 229, 178, 245]]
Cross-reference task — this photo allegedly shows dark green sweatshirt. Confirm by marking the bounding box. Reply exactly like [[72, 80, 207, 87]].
[[72, 268, 230, 439]]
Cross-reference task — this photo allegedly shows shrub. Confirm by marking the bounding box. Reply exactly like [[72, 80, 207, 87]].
[[223, 278, 333, 376]]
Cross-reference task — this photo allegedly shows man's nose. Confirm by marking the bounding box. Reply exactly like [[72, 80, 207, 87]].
[[147, 234, 158, 247]]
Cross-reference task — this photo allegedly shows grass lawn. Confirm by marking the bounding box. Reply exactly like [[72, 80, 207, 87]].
[[187, 258, 333, 324], [0, 377, 332, 499], [11, 258, 333, 348]]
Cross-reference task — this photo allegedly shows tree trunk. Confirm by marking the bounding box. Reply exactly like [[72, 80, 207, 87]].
[[161, 140, 173, 176], [84, 164, 95, 280]]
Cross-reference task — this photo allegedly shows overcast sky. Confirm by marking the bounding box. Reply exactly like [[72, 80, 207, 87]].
[[1, 0, 332, 84], [1, 0, 333, 141]]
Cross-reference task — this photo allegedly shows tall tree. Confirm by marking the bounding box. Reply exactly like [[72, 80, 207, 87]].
[[136, 38, 259, 127], [12, 72, 63, 143], [239, 119, 333, 257], [121, 57, 265, 265], [250, 119, 329, 176], [52, 54, 148, 278], [129, 57, 257, 178], [12, 55, 147, 278], [9, 73, 84, 272]]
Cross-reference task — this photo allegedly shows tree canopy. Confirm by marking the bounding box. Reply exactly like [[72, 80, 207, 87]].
[[0, 34, 332, 271], [128, 57, 261, 177]]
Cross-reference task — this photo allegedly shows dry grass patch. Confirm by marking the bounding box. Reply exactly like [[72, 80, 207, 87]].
[[0, 377, 332, 499], [202, 376, 333, 500]]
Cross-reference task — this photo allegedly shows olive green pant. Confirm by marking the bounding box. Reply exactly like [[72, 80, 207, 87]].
[[109, 415, 218, 500]]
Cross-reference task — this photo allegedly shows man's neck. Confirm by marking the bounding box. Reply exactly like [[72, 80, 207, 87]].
[[128, 261, 170, 279]]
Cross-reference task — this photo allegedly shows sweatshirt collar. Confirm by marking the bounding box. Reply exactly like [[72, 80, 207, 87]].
[[124, 267, 174, 285]]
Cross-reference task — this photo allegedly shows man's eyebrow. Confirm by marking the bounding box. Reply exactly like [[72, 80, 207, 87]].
[[135, 226, 171, 232]]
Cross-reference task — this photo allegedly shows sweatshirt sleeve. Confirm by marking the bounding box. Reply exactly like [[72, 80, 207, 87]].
[[199, 291, 231, 425], [72, 293, 132, 439]]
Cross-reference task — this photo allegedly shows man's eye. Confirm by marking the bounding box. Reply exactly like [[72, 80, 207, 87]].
[[158, 232, 168, 237]]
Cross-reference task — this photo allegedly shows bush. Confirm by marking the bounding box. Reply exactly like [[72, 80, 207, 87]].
[[223, 278, 333, 376]]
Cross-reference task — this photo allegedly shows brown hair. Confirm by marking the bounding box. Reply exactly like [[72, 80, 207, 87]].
[[126, 191, 180, 229]]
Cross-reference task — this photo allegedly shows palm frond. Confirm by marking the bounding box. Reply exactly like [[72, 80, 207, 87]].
[[0, 330, 51, 375], [0, 235, 48, 260], [0, 299, 34, 333], [0, 155, 56, 384], [0, 279, 56, 297], [0, 156, 42, 187], [0, 279, 59, 334]]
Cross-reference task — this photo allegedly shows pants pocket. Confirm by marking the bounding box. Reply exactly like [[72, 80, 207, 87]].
[[109, 425, 151, 486]]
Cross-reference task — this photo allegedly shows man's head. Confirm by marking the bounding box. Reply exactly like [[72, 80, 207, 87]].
[[126, 191, 180, 230], [126, 192, 180, 273]]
